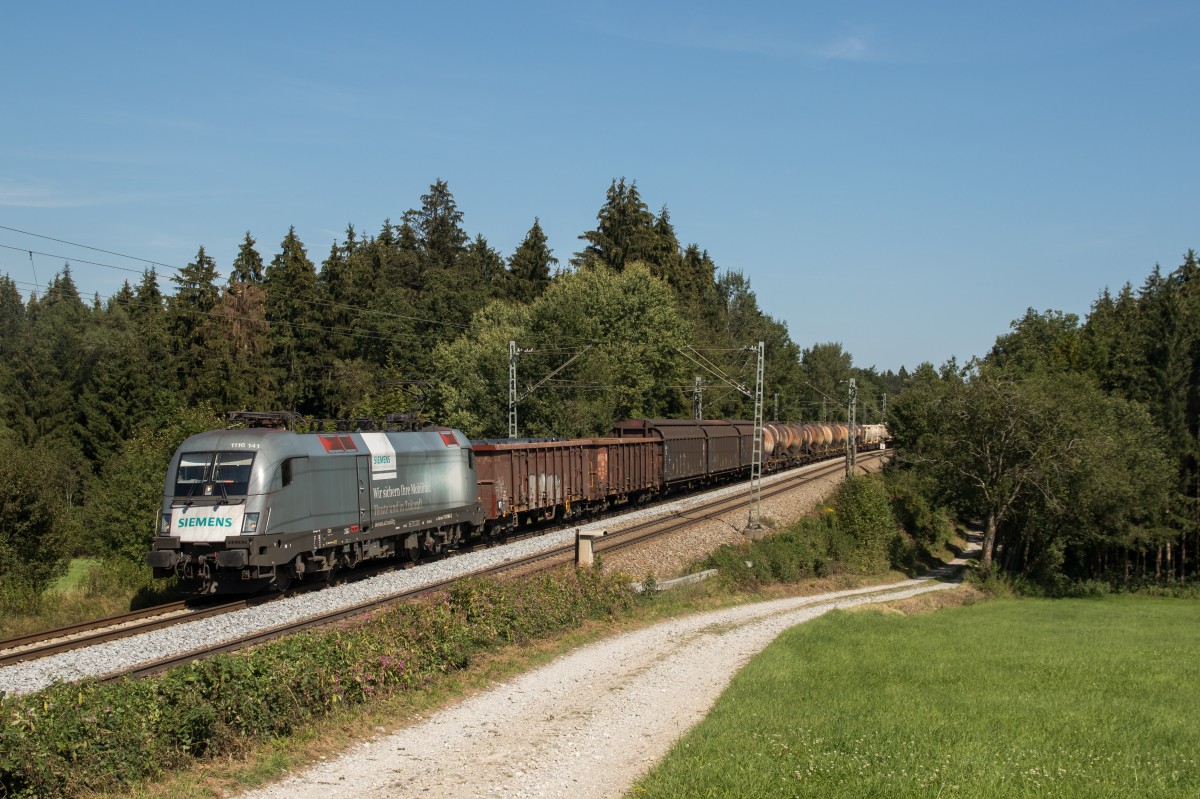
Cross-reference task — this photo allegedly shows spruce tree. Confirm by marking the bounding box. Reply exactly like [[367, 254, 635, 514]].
[[573, 177, 658, 270], [167, 247, 225, 404], [132, 268, 163, 321], [230, 231, 264, 285], [410, 179, 469, 273], [508, 218, 557, 303], [264, 227, 328, 413]]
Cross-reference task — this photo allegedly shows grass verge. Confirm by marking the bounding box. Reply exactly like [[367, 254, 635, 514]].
[[630, 595, 1200, 798]]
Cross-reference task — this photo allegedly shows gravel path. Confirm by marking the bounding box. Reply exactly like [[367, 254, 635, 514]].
[[2, 452, 912, 799], [236, 543, 975, 799]]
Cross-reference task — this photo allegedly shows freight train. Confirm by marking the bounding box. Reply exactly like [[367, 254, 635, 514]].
[[147, 417, 888, 593]]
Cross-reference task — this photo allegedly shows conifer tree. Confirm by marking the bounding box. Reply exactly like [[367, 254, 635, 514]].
[[508, 218, 557, 303], [264, 227, 328, 413], [132, 268, 163, 321], [319, 239, 366, 360], [0, 275, 24, 357], [410, 179, 469, 273], [574, 178, 659, 270], [167, 247, 224, 404], [0, 276, 26, 436], [220, 249, 271, 412], [24, 269, 89, 445], [230, 232, 264, 285], [679, 244, 723, 334], [169, 247, 220, 317], [462, 234, 507, 299], [648, 205, 683, 278]]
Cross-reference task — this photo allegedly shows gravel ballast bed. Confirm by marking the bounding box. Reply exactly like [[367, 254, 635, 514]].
[[603, 457, 882, 580], [0, 458, 864, 697]]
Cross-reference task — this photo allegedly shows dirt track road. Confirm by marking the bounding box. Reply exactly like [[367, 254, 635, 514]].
[[236, 546, 976, 799]]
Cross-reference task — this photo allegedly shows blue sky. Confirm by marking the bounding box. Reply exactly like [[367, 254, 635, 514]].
[[2, 1, 1197, 373]]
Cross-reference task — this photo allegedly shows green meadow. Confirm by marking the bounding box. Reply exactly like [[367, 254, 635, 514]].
[[632, 596, 1200, 798]]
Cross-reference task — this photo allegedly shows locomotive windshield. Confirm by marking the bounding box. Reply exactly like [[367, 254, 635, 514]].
[[174, 452, 255, 498]]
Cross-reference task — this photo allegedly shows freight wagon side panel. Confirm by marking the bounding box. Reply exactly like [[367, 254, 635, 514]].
[[472, 440, 593, 520], [661, 427, 706, 483], [592, 438, 658, 496], [704, 422, 742, 475]]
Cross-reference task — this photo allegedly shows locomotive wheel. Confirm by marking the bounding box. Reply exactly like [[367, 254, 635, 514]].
[[271, 568, 292, 593]]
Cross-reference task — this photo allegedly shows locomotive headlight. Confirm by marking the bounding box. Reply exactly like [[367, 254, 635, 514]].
[[242, 512, 260, 533], [160, 512, 171, 534]]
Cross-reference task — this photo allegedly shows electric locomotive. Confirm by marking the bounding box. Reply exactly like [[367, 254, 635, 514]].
[[147, 424, 482, 593]]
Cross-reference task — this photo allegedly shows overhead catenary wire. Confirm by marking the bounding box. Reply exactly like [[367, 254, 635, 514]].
[[0, 241, 474, 333], [0, 224, 177, 271], [0, 243, 146, 275], [0, 230, 700, 351], [2, 230, 788, 406]]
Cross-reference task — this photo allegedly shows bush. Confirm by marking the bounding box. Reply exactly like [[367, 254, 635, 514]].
[[700, 476, 909, 591], [885, 468, 955, 552], [834, 475, 898, 574], [701, 515, 837, 590], [0, 566, 636, 798], [0, 436, 73, 601]]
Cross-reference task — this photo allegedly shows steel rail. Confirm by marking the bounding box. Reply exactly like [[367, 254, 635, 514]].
[[100, 449, 886, 682], [0, 599, 257, 668]]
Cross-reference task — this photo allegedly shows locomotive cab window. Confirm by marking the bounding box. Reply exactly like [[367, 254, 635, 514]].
[[174, 452, 255, 498], [279, 457, 306, 488]]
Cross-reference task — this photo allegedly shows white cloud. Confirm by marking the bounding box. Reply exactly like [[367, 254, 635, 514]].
[[0, 181, 93, 208], [815, 34, 873, 62], [587, 11, 885, 64]]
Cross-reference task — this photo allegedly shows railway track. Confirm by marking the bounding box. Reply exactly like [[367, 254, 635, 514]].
[[0, 599, 252, 668], [109, 450, 884, 681], [2, 450, 884, 687], [493, 453, 876, 575]]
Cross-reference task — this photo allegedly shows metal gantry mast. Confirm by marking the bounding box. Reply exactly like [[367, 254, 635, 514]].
[[508, 341, 591, 439], [748, 341, 765, 531], [693, 376, 704, 420], [675, 342, 766, 532], [846, 377, 858, 476], [508, 341, 523, 438]]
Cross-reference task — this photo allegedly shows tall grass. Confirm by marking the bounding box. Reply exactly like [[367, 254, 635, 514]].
[[0, 558, 176, 639], [632, 596, 1200, 798]]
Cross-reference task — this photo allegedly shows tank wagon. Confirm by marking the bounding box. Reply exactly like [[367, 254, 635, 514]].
[[148, 417, 889, 593]]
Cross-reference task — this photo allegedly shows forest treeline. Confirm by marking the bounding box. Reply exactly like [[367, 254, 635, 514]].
[[891, 251, 1200, 589], [3, 176, 1193, 605], [0, 179, 901, 605]]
